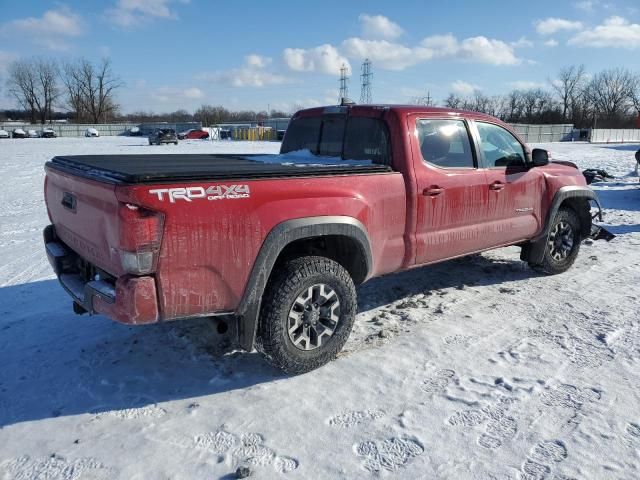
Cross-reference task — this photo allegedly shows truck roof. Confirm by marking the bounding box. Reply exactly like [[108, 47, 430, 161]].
[[294, 104, 506, 123]]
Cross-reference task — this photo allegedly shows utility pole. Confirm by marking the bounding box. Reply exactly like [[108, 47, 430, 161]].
[[360, 58, 372, 104], [338, 63, 349, 103]]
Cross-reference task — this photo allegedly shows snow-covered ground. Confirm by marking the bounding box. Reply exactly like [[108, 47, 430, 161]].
[[0, 137, 639, 480]]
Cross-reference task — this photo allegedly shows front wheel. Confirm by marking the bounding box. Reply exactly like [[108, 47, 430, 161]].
[[257, 256, 357, 374], [529, 207, 581, 274]]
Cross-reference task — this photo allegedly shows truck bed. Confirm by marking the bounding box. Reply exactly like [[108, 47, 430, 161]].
[[47, 154, 392, 184]]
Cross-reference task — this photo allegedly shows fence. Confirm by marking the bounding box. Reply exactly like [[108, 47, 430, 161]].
[[589, 129, 640, 143], [0, 123, 138, 137], [508, 124, 574, 143], [0, 122, 203, 137]]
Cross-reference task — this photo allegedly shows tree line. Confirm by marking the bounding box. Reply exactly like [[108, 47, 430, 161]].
[[3, 58, 640, 128], [120, 105, 291, 126], [438, 66, 640, 128], [4, 57, 121, 124]]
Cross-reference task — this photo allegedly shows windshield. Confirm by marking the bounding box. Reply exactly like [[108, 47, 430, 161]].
[[280, 115, 391, 165]]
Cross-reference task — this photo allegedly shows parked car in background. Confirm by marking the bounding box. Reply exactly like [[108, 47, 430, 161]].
[[178, 128, 209, 140], [220, 128, 231, 139], [128, 126, 141, 136], [0, 129, 9, 139], [277, 129, 286, 141], [149, 128, 178, 145], [85, 128, 100, 137], [12, 128, 26, 138], [27, 129, 39, 138], [40, 128, 57, 138]]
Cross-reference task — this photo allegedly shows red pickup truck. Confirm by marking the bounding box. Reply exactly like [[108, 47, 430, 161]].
[[43, 105, 602, 373]]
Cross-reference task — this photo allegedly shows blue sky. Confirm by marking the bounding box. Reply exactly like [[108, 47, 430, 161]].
[[1, 0, 640, 113]]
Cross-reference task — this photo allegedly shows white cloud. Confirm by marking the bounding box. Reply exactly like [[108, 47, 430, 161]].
[[150, 86, 204, 103], [508, 81, 546, 90], [451, 80, 481, 95], [535, 17, 583, 35], [0, 51, 17, 74], [358, 14, 404, 39], [457, 37, 521, 65], [511, 37, 534, 48], [342, 38, 432, 70], [574, 1, 595, 12], [106, 0, 183, 27], [569, 16, 640, 48], [245, 54, 271, 69], [342, 33, 520, 70], [200, 56, 291, 87], [1, 7, 83, 50], [183, 87, 204, 99], [544, 39, 559, 47], [282, 44, 350, 76]]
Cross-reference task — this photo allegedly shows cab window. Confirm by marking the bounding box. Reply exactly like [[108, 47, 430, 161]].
[[416, 119, 475, 168], [476, 122, 526, 168]]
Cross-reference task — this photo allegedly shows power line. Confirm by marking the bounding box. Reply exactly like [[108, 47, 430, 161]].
[[338, 63, 349, 103], [360, 58, 372, 104]]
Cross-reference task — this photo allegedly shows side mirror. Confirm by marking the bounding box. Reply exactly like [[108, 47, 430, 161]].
[[531, 148, 549, 167]]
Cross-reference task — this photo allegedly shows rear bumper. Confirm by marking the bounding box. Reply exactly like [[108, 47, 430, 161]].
[[44, 225, 159, 325]]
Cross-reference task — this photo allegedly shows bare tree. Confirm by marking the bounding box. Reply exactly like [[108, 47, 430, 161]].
[[443, 93, 462, 109], [6, 58, 60, 124], [62, 58, 122, 123], [586, 68, 635, 124], [550, 65, 586, 121], [410, 92, 435, 106], [629, 73, 640, 114], [504, 90, 524, 122]]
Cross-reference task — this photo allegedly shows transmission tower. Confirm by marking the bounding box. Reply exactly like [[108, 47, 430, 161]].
[[360, 58, 372, 104], [338, 63, 349, 103]]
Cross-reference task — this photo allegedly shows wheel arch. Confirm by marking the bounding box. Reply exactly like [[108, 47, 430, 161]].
[[523, 186, 601, 265], [235, 216, 373, 351]]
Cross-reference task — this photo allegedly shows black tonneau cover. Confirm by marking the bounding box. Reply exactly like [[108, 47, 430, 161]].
[[47, 154, 392, 184]]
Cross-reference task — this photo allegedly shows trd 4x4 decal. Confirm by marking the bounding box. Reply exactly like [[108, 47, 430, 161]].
[[149, 185, 250, 203]]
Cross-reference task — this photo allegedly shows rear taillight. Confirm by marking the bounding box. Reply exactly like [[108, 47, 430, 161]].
[[117, 203, 164, 275]]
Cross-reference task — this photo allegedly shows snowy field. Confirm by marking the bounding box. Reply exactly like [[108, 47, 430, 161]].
[[0, 137, 639, 480]]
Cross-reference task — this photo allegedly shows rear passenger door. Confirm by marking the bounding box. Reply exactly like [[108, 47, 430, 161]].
[[411, 116, 495, 264], [471, 121, 544, 246]]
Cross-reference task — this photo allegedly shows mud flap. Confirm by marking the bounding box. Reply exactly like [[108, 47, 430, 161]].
[[590, 225, 616, 241]]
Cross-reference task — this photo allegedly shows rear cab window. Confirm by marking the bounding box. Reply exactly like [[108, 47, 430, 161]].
[[281, 114, 391, 165]]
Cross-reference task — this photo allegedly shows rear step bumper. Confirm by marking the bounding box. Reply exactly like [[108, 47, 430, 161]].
[[44, 225, 159, 324]]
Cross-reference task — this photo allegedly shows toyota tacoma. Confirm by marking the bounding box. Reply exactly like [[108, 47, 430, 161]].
[[43, 105, 604, 373]]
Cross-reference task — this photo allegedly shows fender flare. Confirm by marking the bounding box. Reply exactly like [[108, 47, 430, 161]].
[[526, 186, 602, 264], [235, 216, 372, 351]]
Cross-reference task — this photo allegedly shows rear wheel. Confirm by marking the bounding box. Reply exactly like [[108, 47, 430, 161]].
[[529, 207, 581, 274], [257, 256, 357, 374]]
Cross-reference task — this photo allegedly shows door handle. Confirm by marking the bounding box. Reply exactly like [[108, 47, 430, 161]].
[[489, 181, 505, 191], [423, 186, 444, 196]]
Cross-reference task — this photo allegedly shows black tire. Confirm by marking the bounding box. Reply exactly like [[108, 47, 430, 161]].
[[529, 207, 581, 275], [257, 256, 357, 374]]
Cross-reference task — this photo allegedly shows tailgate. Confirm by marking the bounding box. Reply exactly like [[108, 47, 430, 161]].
[[45, 166, 125, 277]]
